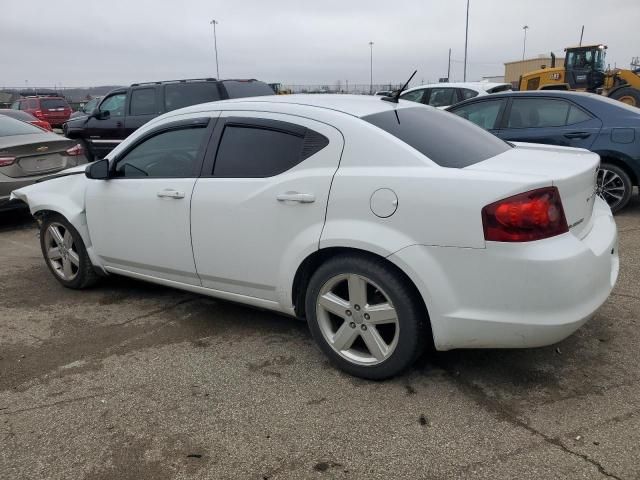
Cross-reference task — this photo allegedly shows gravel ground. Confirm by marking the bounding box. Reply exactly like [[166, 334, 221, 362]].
[[1, 198, 639, 480]]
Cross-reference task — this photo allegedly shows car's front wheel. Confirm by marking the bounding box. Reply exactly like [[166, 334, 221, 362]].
[[39, 213, 99, 289], [305, 254, 428, 380]]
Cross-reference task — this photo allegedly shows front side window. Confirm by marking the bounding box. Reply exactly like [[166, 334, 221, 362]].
[[450, 99, 506, 130], [508, 98, 574, 128], [83, 97, 99, 113], [213, 125, 306, 177], [400, 89, 426, 103], [115, 127, 207, 178], [130, 88, 157, 116], [99, 93, 126, 117], [363, 107, 510, 168], [427, 88, 457, 107]]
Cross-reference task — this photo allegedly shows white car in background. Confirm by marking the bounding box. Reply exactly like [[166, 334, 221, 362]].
[[400, 81, 513, 108], [12, 95, 618, 380]]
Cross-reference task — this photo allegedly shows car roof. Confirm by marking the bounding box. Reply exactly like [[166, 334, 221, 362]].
[[403, 82, 511, 93], [178, 94, 422, 118]]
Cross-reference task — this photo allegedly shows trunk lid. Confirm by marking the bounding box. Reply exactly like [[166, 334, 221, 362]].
[[467, 142, 600, 239], [0, 134, 80, 178]]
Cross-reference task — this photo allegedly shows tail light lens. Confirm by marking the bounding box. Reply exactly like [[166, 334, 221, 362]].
[[30, 121, 53, 131], [64, 143, 84, 156], [482, 187, 568, 242], [34, 110, 44, 119], [0, 156, 16, 167]]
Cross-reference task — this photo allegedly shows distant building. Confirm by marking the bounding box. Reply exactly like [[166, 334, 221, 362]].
[[504, 55, 564, 88], [481, 75, 505, 83]]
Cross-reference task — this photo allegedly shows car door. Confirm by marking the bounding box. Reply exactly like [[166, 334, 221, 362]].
[[448, 98, 508, 135], [85, 115, 215, 284], [123, 86, 160, 138], [190, 112, 343, 302], [85, 91, 127, 159], [498, 97, 602, 148]]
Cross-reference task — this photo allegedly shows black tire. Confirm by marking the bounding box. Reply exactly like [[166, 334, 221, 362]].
[[608, 87, 640, 108], [80, 139, 95, 162], [305, 254, 428, 380], [598, 163, 633, 213], [39, 213, 99, 289]]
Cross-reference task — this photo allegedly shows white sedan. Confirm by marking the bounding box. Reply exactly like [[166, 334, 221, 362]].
[[12, 95, 618, 379], [400, 81, 513, 108]]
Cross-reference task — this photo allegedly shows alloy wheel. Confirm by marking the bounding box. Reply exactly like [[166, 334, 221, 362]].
[[316, 273, 400, 366], [596, 167, 626, 210], [44, 222, 80, 281]]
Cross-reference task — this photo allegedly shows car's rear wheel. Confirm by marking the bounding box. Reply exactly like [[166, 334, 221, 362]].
[[305, 254, 427, 380], [39, 213, 99, 289], [597, 163, 633, 213]]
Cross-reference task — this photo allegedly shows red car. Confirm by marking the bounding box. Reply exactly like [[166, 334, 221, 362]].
[[10, 96, 72, 127]]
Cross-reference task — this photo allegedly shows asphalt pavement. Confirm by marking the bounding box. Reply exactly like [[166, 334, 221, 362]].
[[1, 199, 639, 480]]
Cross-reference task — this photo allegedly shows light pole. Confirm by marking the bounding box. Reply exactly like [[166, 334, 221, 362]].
[[522, 25, 529, 61], [210, 19, 220, 79], [463, 0, 469, 82], [369, 41, 374, 94]]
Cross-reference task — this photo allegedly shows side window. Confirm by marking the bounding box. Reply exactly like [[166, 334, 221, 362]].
[[427, 88, 457, 107], [99, 93, 126, 117], [27, 99, 39, 109], [115, 127, 207, 178], [460, 88, 479, 100], [450, 99, 506, 130], [213, 124, 320, 178], [400, 89, 426, 103], [165, 83, 221, 112], [10, 101, 20, 110], [130, 88, 157, 116], [566, 105, 592, 125], [507, 98, 571, 128]]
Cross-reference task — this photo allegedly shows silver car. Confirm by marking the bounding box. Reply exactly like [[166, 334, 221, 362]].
[[0, 114, 87, 211]]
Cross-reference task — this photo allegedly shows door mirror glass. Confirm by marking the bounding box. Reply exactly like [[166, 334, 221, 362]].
[[85, 158, 110, 179]]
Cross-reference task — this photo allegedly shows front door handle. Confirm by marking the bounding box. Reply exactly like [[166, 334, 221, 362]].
[[564, 132, 590, 139], [157, 189, 185, 199], [276, 192, 315, 203]]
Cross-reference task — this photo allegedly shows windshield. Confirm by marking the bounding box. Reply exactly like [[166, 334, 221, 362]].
[[0, 115, 44, 137], [567, 48, 606, 72], [362, 107, 511, 168]]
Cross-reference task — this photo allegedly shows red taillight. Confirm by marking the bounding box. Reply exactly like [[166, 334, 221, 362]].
[[33, 110, 44, 119], [64, 143, 84, 156], [482, 187, 569, 242], [0, 156, 16, 167], [30, 120, 53, 131]]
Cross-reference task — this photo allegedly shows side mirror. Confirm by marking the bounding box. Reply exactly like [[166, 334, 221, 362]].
[[85, 159, 110, 180], [92, 109, 110, 120]]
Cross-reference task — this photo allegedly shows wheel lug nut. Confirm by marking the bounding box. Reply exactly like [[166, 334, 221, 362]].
[[364, 313, 370, 320], [354, 305, 361, 311], [349, 322, 356, 329], [345, 310, 352, 316], [361, 324, 367, 331]]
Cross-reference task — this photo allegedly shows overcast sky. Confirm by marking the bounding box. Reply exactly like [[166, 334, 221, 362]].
[[2, 0, 638, 88]]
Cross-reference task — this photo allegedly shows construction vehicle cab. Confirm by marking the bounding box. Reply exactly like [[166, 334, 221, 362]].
[[564, 44, 607, 91]]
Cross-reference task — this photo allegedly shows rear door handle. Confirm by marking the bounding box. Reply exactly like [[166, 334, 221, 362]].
[[564, 132, 590, 139], [157, 189, 185, 199], [276, 192, 315, 203]]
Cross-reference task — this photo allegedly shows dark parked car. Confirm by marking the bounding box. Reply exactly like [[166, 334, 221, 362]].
[[63, 78, 275, 161], [447, 90, 640, 212], [69, 96, 103, 120], [0, 109, 52, 131], [10, 96, 72, 128], [0, 115, 86, 211]]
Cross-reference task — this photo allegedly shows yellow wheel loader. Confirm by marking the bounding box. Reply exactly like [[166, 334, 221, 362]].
[[519, 45, 640, 107]]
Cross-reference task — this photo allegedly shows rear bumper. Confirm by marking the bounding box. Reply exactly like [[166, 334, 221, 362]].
[[389, 197, 618, 350]]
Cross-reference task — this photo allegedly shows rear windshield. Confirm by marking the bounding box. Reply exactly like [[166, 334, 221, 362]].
[[41, 98, 68, 109], [0, 115, 44, 136], [0, 110, 34, 121], [362, 106, 511, 168], [222, 80, 275, 99], [165, 82, 221, 112]]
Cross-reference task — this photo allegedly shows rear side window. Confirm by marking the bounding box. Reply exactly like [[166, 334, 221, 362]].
[[362, 107, 511, 168], [508, 98, 585, 128], [460, 88, 479, 100], [165, 82, 221, 112], [27, 99, 39, 109], [0, 115, 43, 136], [130, 88, 157, 116], [41, 98, 68, 109], [214, 126, 304, 177], [221, 80, 275, 99], [427, 88, 457, 107]]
